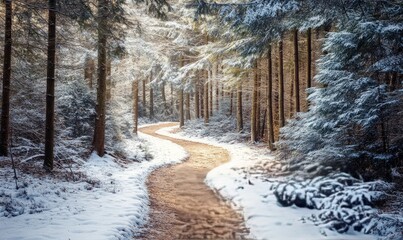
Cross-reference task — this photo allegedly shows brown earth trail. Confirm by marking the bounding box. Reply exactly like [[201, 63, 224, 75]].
[[137, 123, 249, 240]]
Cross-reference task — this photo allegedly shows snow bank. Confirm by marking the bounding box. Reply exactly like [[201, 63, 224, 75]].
[[157, 126, 375, 240], [0, 123, 187, 240]]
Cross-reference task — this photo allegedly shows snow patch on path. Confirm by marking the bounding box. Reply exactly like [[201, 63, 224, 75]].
[[157, 126, 375, 240], [0, 123, 187, 240]]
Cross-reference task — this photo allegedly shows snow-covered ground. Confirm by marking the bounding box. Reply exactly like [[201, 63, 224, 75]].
[[157, 125, 377, 240], [0, 123, 187, 240]]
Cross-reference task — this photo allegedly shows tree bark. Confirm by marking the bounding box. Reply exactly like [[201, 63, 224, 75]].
[[93, 0, 108, 157], [0, 0, 12, 156], [142, 79, 146, 116], [204, 73, 209, 124], [236, 83, 243, 132], [44, 0, 56, 169], [179, 89, 184, 127], [209, 69, 213, 117], [149, 73, 154, 119], [278, 39, 285, 128], [170, 83, 174, 114], [293, 28, 300, 113], [256, 61, 261, 139], [132, 81, 139, 134], [195, 73, 200, 118], [251, 60, 258, 142], [230, 90, 233, 116], [267, 47, 275, 150], [200, 77, 204, 118], [307, 28, 312, 89], [215, 62, 219, 112], [186, 93, 191, 120]]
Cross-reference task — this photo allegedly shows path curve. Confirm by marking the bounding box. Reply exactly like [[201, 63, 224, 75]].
[[138, 123, 249, 239]]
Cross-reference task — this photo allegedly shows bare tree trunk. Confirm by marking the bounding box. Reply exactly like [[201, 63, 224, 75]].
[[230, 90, 234, 115], [251, 60, 258, 142], [170, 83, 174, 114], [93, 0, 108, 157], [200, 78, 204, 118], [179, 89, 184, 127], [0, 0, 12, 156], [256, 61, 261, 140], [237, 83, 243, 132], [204, 71, 209, 124], [209, 70, 213, 117], [44, 0, 56, 169], [149, 73, 154, 119], [132, 80, 138, 134], [306, 28, 312, 110], [195, 73, 200, 118], [267, 47, 275, 150], [186, 93, 191, 120], [142, 79, 146, 116], [214, 62, 219, 112], [307, 28, 312, 89], [278, 39, 285, 128], [293, 28, 300, 113], [149, 87, 154, 119]]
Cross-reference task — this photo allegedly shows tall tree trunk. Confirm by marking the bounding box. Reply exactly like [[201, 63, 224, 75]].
[[44, 0, 56, 169], [186, 93, 191, 120], [195, 73, 200, 118], [236, 83, 243, 132], [267, 47, 275, 150], [251, 60, 258, 142], [306, 28, 312, 110], [307, 28, 312, 89], [278, 39, 285, 128], [170, 83, 174, 114], [149, 87, 154, 119], [200, 78, 204, 118], [179, 89, 184, 127], [204, 74, 209, 124], [230, 90, 234, 115], [293, 28, 300, 113], [215, 62, 219, 112], [0, 0, 12, 156], [132, 80, 138, 134], [142, 79, 146, 116], [209, 70, 213, 117], [93, 0, 108, 157], [149, 73, 154, 119], [256, 61, 261, 140]]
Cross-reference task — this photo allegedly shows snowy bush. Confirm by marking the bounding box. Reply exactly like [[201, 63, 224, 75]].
[[273, 173, 401, 237]]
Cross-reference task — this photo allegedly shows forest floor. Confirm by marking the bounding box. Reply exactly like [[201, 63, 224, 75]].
[[137, 123, 249, 239]]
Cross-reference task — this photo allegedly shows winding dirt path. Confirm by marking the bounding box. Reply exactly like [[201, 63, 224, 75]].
[[138, 123, 249, 240]]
